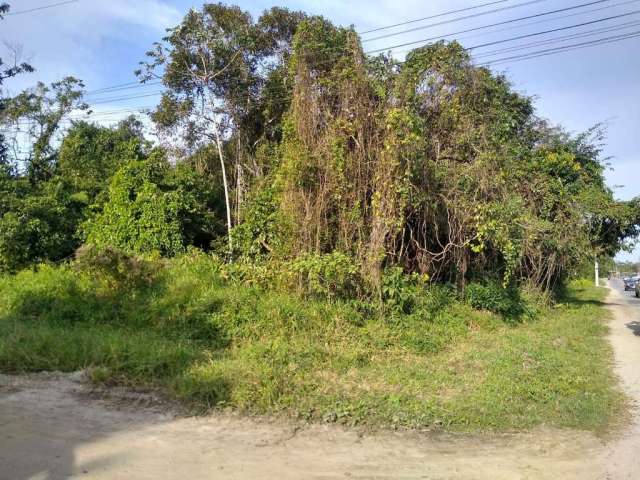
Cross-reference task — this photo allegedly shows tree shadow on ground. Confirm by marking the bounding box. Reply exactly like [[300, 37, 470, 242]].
[[555, 286, 608, 308], [0, 372, 199, 480]]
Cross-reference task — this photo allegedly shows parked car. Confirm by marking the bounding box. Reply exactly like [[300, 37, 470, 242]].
[[624, 276, 640, 291]]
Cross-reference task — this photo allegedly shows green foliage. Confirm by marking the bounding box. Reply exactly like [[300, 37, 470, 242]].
[[464, 280, 525, 318], [2, 4, 637, 286], [273, 31, 638, 290], [229, 184, 285, 259], [2, 77, 87, 185], [85, 156, 183, 256], [0, 179, 85, 272], [289, 252, 362, 299], [58, 118, 146, 204], [85, 154, 223, 256], [73, 244, 157, 292], [381, 267, 430, 314]]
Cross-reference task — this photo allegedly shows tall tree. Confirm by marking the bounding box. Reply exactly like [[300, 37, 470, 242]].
[[137, 4, 305, 256]]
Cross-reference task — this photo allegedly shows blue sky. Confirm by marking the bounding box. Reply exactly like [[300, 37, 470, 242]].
[[2, 0, 639, 260]]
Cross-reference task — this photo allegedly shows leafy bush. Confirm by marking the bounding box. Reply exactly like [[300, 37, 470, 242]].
[[73, 244, 158, 291], [228, 184, 286, 260], [289, 252, 362, 299], [464, 280, 524, 318], [381, 267, 430, 314], [0, 179, 85, 272], [58, 119, 146, 204], [219, 259, 286, 290], [85, 155, 224, 257]]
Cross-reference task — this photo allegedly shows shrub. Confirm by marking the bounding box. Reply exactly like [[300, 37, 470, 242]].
[[228, 184, 286, 260], [464, 280, 524, 318], [289, 252, 362, 299], [0, 179, 85, 272], [381, 267, 431, 315], [73, 244, 157, 291], [85, 156, 224, 257]]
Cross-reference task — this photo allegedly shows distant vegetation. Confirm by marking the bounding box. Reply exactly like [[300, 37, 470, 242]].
[[0, 2, 635, 430]]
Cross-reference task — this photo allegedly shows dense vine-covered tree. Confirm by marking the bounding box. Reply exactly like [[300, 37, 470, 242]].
[[224, 15, 638, 291]]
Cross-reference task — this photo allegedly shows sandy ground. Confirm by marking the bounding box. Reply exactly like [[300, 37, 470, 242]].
[[1, 280, 640, 480]]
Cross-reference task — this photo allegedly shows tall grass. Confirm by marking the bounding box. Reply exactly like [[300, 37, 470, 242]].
[[0, 253, 622, 431]]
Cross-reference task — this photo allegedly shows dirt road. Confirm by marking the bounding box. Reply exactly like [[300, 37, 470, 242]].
[[1, 280, 640, 480]]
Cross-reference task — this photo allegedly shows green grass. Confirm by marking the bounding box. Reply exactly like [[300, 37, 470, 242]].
[[0, 256, 622, 432]]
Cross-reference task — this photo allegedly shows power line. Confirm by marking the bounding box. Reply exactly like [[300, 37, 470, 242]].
[[85, 81, 161, 96], [482, 28, 640, 64], [79, 3, 535, 95], [366, 0, 615, 53], [358, 0, 511, 35], [87, 91, 163, 106], [473, 18, 640, 58], [5, 0, 78, 16], [61, 6, 640, 112], [83, 14, 640, 110], [77, 0, 616, 98], [363, 0, 550, 42], [80, 0, 639, 99], [388, 0, 640, 55], [465, 9, 640, 50], [5, 26, 639, 129]]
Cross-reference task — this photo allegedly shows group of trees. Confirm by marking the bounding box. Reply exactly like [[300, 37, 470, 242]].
[[1, 2, 639, 294], [0, 102, 225, 269]]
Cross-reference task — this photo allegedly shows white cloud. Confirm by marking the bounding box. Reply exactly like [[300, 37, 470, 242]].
[[0, 0, 182, 90], [96, 0, 182, 32]]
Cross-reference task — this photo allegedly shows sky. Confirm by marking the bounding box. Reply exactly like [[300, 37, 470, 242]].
[[1, 0, 638, 260]]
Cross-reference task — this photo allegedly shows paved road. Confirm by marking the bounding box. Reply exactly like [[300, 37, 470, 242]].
[[1, 281, 640, 480], [602, 279, 640, 479]]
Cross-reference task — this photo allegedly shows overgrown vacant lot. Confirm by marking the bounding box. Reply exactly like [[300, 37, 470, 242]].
[[0, 253, 621, 432]]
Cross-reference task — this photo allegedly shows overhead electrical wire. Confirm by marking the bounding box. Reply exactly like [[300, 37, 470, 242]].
[[366, 0, 615, 52], [13, 0, 635, 117], [5, 0, 637, 113], [387, 0, 640, 55], [6, 22, 638, 131], [473, 18, 640, 58], [80, 12, 640, 112], [483, 28, 640, 64], [85, 81, 162, 96], [358, 0, 511, 34], [87, 91, 164, 105], [465, 8, 640, 50], [363, 0, 552, 42], [5, 0, 79, 16], [81, 0, 623, 97]]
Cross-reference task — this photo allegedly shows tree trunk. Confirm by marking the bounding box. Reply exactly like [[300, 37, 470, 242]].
[[214, 126, 233, 258]]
